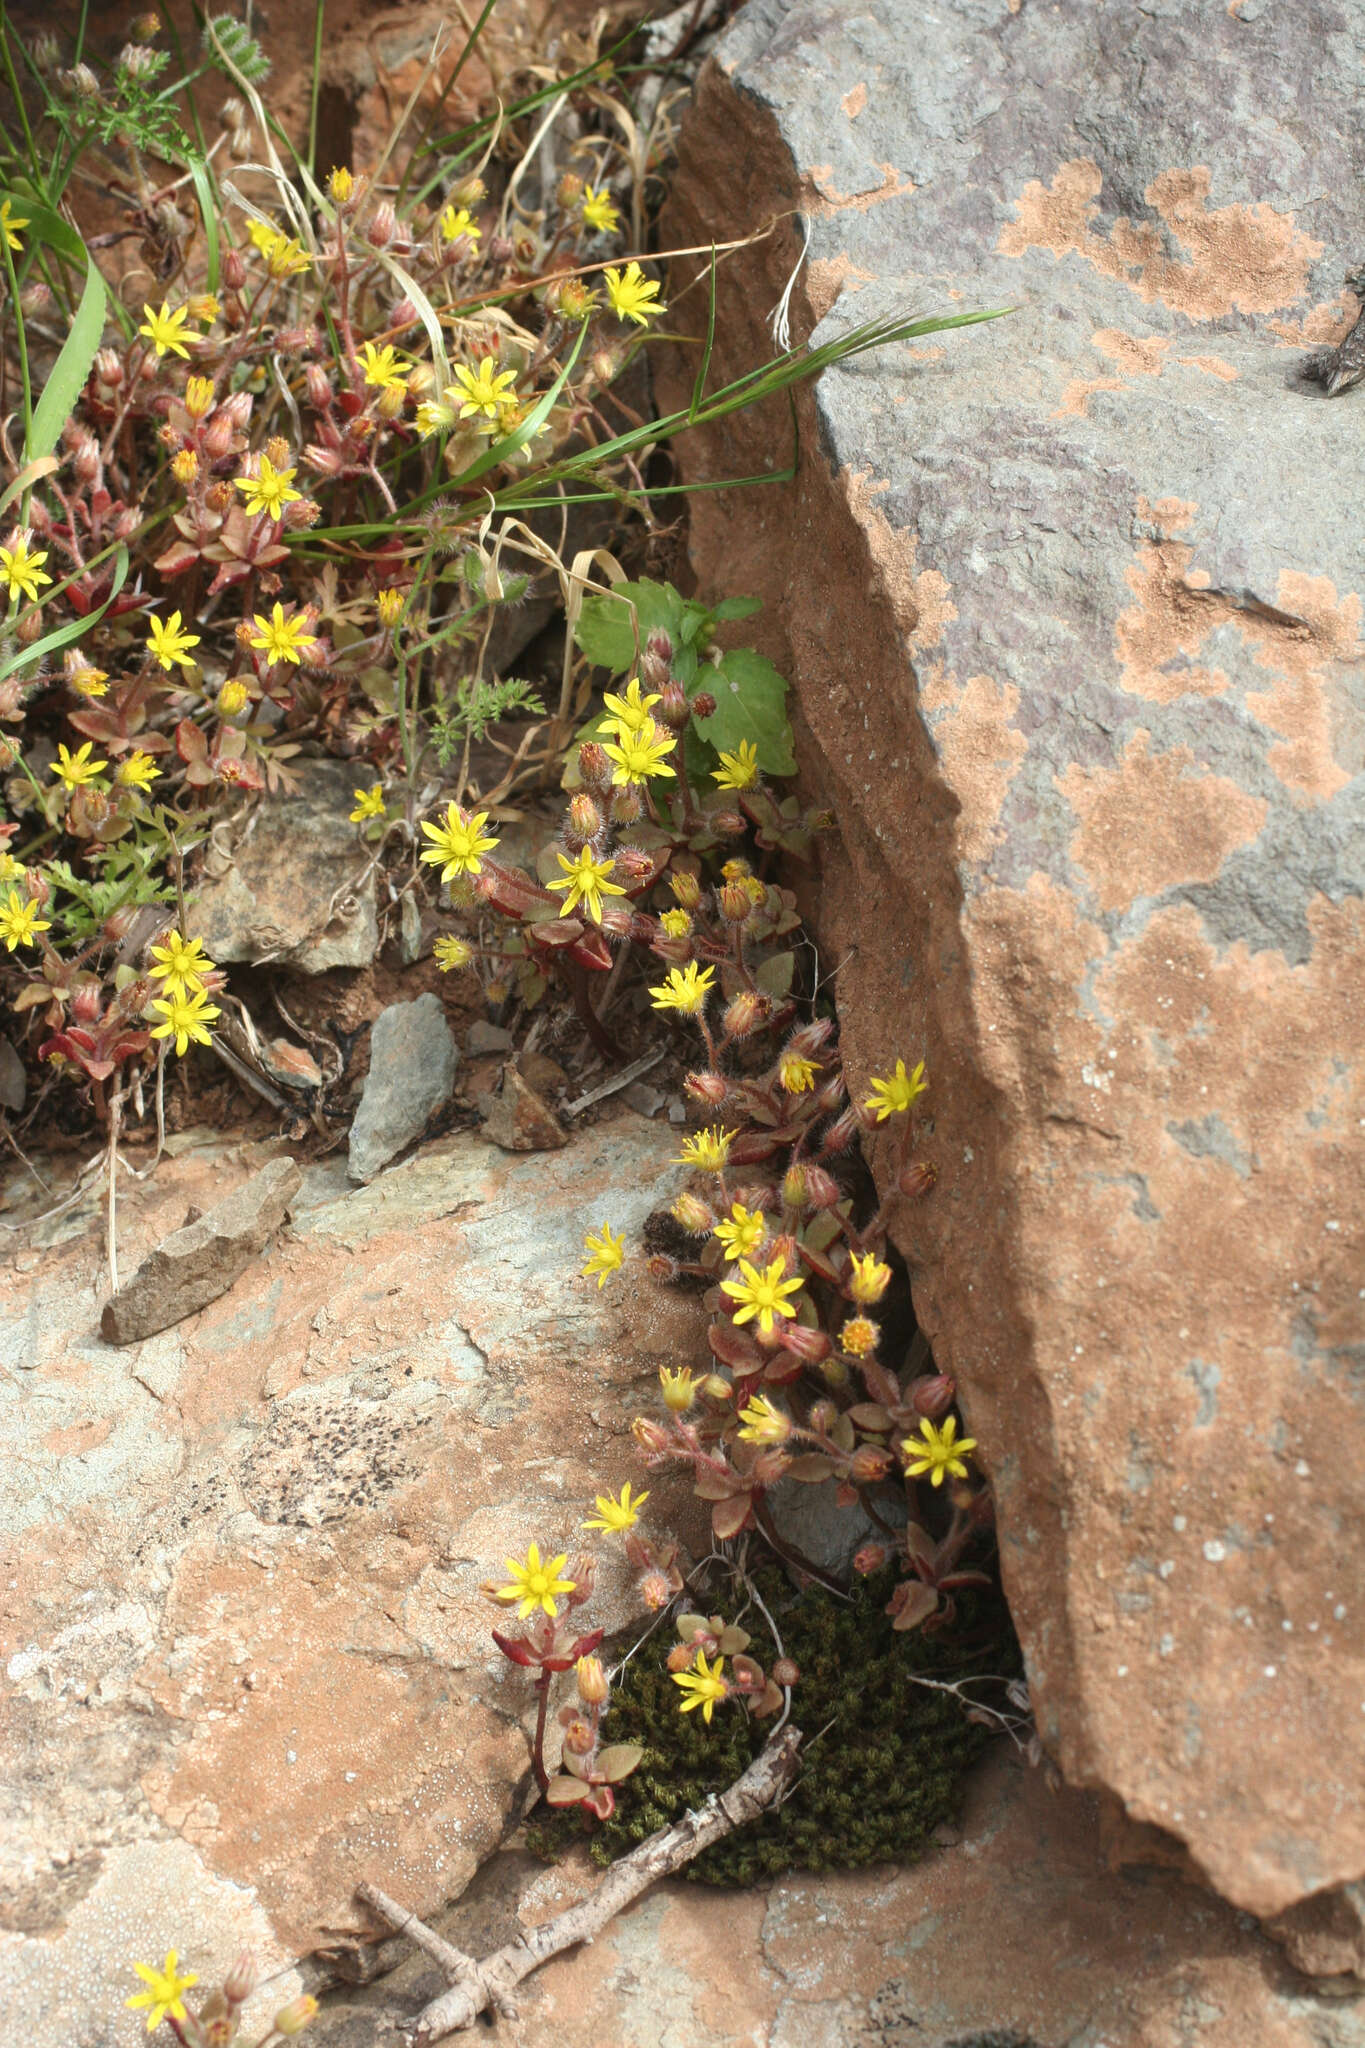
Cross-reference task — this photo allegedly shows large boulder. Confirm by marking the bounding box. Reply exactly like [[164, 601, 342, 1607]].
[[663, 0, 1365, 1922], [0, 1119, 698, 2044]]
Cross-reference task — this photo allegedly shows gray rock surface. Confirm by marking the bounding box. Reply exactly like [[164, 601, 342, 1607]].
[[191, 760, 379, 972], [663, 0, 1365, 1923], [347, 995, 458, 1182], [100, 1156, 302, 1344]]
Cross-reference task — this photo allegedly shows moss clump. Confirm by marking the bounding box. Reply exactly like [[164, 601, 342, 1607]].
[[558, 1570, 1017, 1886]]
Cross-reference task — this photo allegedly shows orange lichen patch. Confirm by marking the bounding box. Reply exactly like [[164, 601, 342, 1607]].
[[999, 158, 1321, 320], [1178, 353, 1240, 379], [1115, 533, 1233, 701], [1054, 374, 1124, 418], [925, 673, 1029, 865], [806, 161, 916, 215], [839, 469, 958, 653], [1094, 328, 1170, 374], [1269, 292, 1357, 346], [1057, 730, 1267, 911], [40, 1418, 114, 1459], [804, 252, 876, 319], [840, 80, 868, 118], [1240, 571, 1361, 802]]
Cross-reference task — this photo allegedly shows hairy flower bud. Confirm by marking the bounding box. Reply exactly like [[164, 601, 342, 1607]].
[[273, 1997, 319, 2037], [668, 867, 701, 910], [853, 1542, 889, 1576], [556, 171, 585, 208], [304, 363, 334, 410], [222, 247, 246, 291], [368, 201, 397, 247], [691, 690, 718, 720], [223, 1952, 258, 2006], [898, 1159, 938, 1199], [671, 1190, 714, 1235], [806, 1399, 838, 1436], [632, 1416, 669, 1453], [575, 1654, 609, 1705], [781, 1164, 809, 1211], [777, 1322, 831, 1366], [850, 1445, 893, 1484], [566, 792, 602, 845], [639, 1570, 673, 1610], [577, 740, 612, 794], [684, 1069, 729, 1107], [611, 782, 643, 825], [64, 60, 101, 99], [15, 609, 42, 645], [562, 1715, 595, 1754], [722, 989, 769, 1039], [220, 390, 254, 430], [819, 1107, 862, 1157], [911, 1373, 956, 1420], [450, 173, 487, 207], [641, 629, 672, 686], [657, 678, 689, 727], [20, 280, 51, 318]]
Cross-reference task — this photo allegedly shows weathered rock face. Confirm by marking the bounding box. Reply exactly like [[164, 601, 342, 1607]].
[[347, 995, 458, 1181], [663, 0, 1365, 1921], [0, 1119, 700, 2044]]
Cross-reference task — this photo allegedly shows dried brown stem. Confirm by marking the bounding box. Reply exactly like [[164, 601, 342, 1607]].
[[358, 1727, 803, 2042]]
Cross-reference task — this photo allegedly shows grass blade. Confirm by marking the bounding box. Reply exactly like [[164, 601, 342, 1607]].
[[15, 200, 107, 465]]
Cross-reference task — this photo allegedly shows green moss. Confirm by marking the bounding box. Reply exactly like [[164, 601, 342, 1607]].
[[537, 1570, 1018, 1887]]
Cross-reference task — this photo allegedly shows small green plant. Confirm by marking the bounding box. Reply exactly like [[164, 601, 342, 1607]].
[[125, 1946, 315, 2043]]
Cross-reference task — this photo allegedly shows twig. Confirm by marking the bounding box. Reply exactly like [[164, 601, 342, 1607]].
[[359, 1728, 803, 2042], [560, 1047, 665, 1117]]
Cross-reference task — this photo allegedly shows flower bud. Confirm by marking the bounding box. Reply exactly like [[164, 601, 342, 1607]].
[[566, 792, 602, 844], [328, 164, 355, 204], [819, 1355, 852, 1390], [303, 363, 334, 411], [684, 1069, 729, 1107], [645, 1251, 679, 1283], [853, 1542, 889, 1576], [839, 1315, 879, 1358], [632, 1416, 669, 1453], [611, 782, 643, 824], [911, 1373, 955, 1420], [368, 201, 397, 247], [64, 61, 101, 99], [562, 1715, 595, 1754], [450, 173, 487, 207], [223, 1951, 258, 2005], [776, 1322, 831, 1366], [171, 448, 199, 484], [701, 1373, 731, 1401], [274, 1996, 319, 2036], [222, 247, 247, 291], [670, 1190, 714, 1234], [95, 347, 124, 388], [850, 1445, 893, 1484], [20, 281, 51, 318], [806, 1399, 838, 1436], [722, 990, 769, 1040], [668, 867, 701, 910], [284, 497, 321, 531], [819, 1108, 862, 1157], [570, 1659, 610, 1717], [218, 678, 251, 717], [657, 678, 689, 727], [781, 1164, 809, 1211], [898, 1159, 938, 1199], [556, 171, 585, 208], [577, 740, 612, 793], [549, 276, 596, 321], [692, 690, 718, 720], [24, 868, 51, 909], [640, 1571, 673, 1610], [641, 629, 672, 686], [15, 610, 42, 646]]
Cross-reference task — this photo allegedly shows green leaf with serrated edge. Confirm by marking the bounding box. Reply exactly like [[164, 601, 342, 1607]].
[[573, 578, 687, 672], [694, 645, 795, 776]]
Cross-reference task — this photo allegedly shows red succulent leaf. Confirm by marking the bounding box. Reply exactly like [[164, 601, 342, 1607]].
[[490, 1629, 540, 1668]]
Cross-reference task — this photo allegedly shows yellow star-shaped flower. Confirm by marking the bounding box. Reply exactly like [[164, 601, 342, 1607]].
[[234, 454, 302, 521], [901, 1415, 977, 1488], [672, 1650, 728, 1723], [548, 846, 626, 924], [603, 261, 666, 327], [449, 358, 518, 425], [248, 602, 316, 667], [493, 1541, 576, 1620], [720, 1254, 805, 1336], [648, 962, 714, 1015], [138, 301, 196, 359], [864, 1057, 928, 1122], [420, 802, 499, 881], [582, 1481, 649, 1533], [601, 716, 676, 785], [146, 610, 201, 671], [581, 1221, 625, 1287], [126, 1950, 199, 2034], [0, 533, 51, 604]]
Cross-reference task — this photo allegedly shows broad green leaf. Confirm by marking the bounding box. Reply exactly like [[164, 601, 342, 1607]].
[[755, 949, 795, 998], [712, 596, 763, 622], [694, 645, 795, 776], [13, 200, 108, 465], [573, 577, 686, 673]]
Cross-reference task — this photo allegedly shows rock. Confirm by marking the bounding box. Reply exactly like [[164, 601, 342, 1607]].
[[482, 1064, 568, 1152], [348, 995, 457, 1182], [191, 761, 379, 973], [0, 1119, 701, 2044], [467, 1021, 514, 1056], [1268, 1884, 1365, 1989], [310, 1749, 1352, 2048], [100, 1158, 302, 1345], [0, 1038, 24, 1112], [663, 0, 1365, 1921]]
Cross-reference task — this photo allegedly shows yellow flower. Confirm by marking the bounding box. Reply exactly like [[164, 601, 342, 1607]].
[[148, 930, 214, 1000], [449, 359, 519, 426], [328, 165, 355, 203], [183, 374, 215, 419], [737, 1393, 791, 1444], [248, 602, 316, 666], [0, 197, 29, 251], [146, 610, 201, 671], [219, 678, 251, 716], [864, 1057, 928, 1122], [712, 739, 760, 790], [265, 233, 311, 278], [659, 907, 692, 938], [126, 1951, 199, 2034], [604, 261, 666, 327], [548, 846, 626, 924], [659, 1366, 698, 1412], [234, 454, 301, 520], [433, 934, 471, 971], [439, 203, 481, 243], [672, 1649, 728, 1723], [721, 1254, 805, 1336], [117, 751, 161, 792], [582, 1481, 650, 1533], [649, 962, 714, 1015], [602, 717, 676, 785], [247, 217, 281, 254], [778, 1050, 819, 1094], [415, 397, 457, 438], [0, 888, 49, 950], [349, 783, 386, 823], [839, 1315, 879, 1358], [50, 741, 107, 790], [149, 987, 222, 1056], [848, 1251, 892, 1303], [676, 1124, 733, 1172], [0, 533, 52, 604], [0, 852, 21, 883], [171, 448, 199, 484], [376, 587, 406, 627], [420, 802, 499, 881], [713, 1202, 767, 1262], [581, 1221, 625, 1287], [139, 300, 195, 358], [71, 666, 108, 698], [494, 1541, 576, 1620], [901, 1415, 977, 1488], [601, 675, 660, 734], [580, 184, 620, 234], [358, 341, 409, 393]]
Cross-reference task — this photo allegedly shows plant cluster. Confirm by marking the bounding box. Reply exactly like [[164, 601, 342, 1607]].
[[125, 1947, 315, 2043]]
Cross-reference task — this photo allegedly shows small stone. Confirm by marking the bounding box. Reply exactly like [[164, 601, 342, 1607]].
[[0, 1037, 25, 1111], [101, 1157, 302, 1345], [482, 1063, 568, 1152], [348, 995, 458, 1183], [621, 1081, 666, 1118], [467, 1020, 514, 1055], [518, 1051, 567, 1095]]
